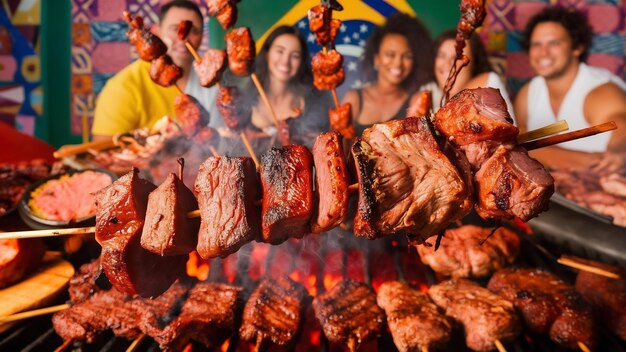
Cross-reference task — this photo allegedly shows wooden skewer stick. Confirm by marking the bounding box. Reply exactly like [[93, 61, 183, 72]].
[[240, 131, 260, 168], [321, 46, 341, 109], [184, 41, 202, 63], [517, 120, 569, 144], [494, 339, 507, 352], [420, 346, 428, 352], [577, 341, 591, 352], [0, 226, 96, 240], [250, 72, 281, 130], [208, 145, 219, 158], [557, 256, 620, 279], [0, 304, 69, 323], [522, 121, 616, 151], [54, 339, 74, 352], [126, 334, 146, 352]]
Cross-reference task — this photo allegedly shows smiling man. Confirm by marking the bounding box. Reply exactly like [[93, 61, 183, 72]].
[[514, 6, 626, 169], [93, 0, 220, 139]]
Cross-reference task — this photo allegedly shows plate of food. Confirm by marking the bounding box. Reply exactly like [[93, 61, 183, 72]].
[[18, 169, 116, 229]]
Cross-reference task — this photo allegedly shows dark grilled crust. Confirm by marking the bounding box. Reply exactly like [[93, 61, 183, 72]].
[[194, 49, 227, 87], [239, 275, 307, 347], [69, 259, 104, 304], [313, 280, 385, 350], [351, 139, 379, 239]]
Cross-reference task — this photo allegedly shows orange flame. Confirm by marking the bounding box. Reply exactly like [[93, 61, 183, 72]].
[[186, 251, 209, 281]]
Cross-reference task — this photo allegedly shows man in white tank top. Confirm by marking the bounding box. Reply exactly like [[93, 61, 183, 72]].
[[514, 7, 626, 169]]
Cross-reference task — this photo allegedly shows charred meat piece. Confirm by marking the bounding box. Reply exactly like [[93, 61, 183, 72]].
[[68, 259, 108, 304], [311, 131, 349, 233], [474, 146, 554, 221], [193, 49, 227, 87], [0, 238, 45, 289], [377, 281, 452, 352], [312, 49, 343, 75], [429, 279, 521, 352], [434, 88, 518, 146], [575, 259, 626, 341], [195, 156, 261, 258], [240, 275, 307, 348], [313, 280, 385, 351], [260, 146, 314, 244], [314, 66, 345, 91], [174, 94, 211, 137], [457, 0, 486, 56], [488, 267, 598, 349], [329, 102, 355, 139], [140, 172, 199, 256], [351, 117, 473, 243], [216, 86, 249, 130], [307, 5, 340, 46], [225, 27, 255, 77], [177, 20, 192, 40], [149, 55, 183, 87], [207, 0, 237, 30], [123, 11, 167, 61], [418, 225, 520, 279], [95, 168, 186, 297], [155, 282, 242, 351]]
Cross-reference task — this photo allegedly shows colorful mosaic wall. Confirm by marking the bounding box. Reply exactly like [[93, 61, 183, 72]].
[[0, 0, 41, 135]]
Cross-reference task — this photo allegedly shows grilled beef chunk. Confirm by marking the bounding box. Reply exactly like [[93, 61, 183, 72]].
[[307, 5, 340, 46], [216, 86, 249, 130], [207, 0, 237, 29], [311, 132, 349, 233], [377, 281, 452, 352], [225, 27, 255, 77], [68, 259, 108, 304], [141, 172, 199, 256], [313, 280, 385, 351], [95, 169, 186, 297], [155, 283, 242, 351], [195, 156, 261, 258], [488, 267, 598, 349], [0, 238, 45, 289], [123, 11, 167, 61], [312, 49, 343, 75], [260, 146, 314, 244], [314, 67, 345, 91], [329, 102, 355, 139], [429, 279, 521, 352], [193, 49, 227, 87], [460, 140, 508, 171], [174, 94, 210, 138], [240, 275, 307, 348], [575, 259, 626, 341], [434, 87, 518, 146], [418, 225, 520, 279], [474, 146, 554, 221], [149, 55, 183, 87], [351, 117, 473, 242]]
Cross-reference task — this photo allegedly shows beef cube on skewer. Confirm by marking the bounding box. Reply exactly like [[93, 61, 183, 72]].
[[207, 0, 238, 30], [173, 94, 211, 137], [377, 281, 452, 352], [429, 279, 521, 352], [225, 27, 255, 77], [313, 280, 385, 352], [240, 275, 307, 349], [260, 145, 314, 244], [329, 102, 355, 139], [488, 267, 598, 350], [351, 117, 473, 243], [311, 131, 349, 233], [140, 171, 199, 256], [216, 85, 250, 130], [123, 11, 167, 61], [193, 48, 227, 87], [307, 4, 341, 46], [95, 168, 186, 297], [195, 156, 261, 258], [312, 49, 343, 75], [149, 55, 183, 88], [68, 258, 108, 304], [314, 67, 345, 91]]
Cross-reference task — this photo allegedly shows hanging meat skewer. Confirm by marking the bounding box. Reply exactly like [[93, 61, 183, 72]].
[[178, 20, 228, 88], [206, 0, 238, 30]]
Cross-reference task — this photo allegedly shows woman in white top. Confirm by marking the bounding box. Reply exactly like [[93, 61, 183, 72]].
[[420, 30, 515, 120]]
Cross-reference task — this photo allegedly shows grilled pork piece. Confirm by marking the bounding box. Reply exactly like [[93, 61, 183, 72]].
[[155, 282, 242, 351], [216, 86, 249, 130], [225, 27, 255, 77], [173, 94, 210, 137], [475, 146, 554, 221], [123, 11, 167, 61], [488, 267, 598, 349], [434, 88, 517, 146], [0, 238, 45, 289], [149, 54, 182, 87], [313, 280, 385, 351], [193, 49, 227, 87], [377, 281, 452, 352], [207, 0, 237, 30], [575, 259, 626, 341], [429, 279, 521, 352], [141, 171, 199, 256], [260, 146, 314, 244], [240, 275, 307, 348], [95, 168, 186, 297], [351, 117, 473, 243], [418, 225, 520, 278], [311, 132, 349, 233], [307, 4, 341, 46], [329, 102, 355, 139], [195, 156, 261, 258], [312, 49, 343, 75]]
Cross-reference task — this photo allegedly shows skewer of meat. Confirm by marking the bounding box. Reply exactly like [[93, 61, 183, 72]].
[[178, 20, 227, 88]]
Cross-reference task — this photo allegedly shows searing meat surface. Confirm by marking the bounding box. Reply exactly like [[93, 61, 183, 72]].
[[307, 5, 340, 46], [240, 275, 307, 348], [193, 49, 227, 87], [311, 131, 349, 233], [328, 102, 355, 139], [314, 66, 345, 91], [216, 86, 249, 130], [488, 267, 598, 349], [68, 259, 107, 304], [225, 27, 255, 76], [418, 225, 520, 278], [195, 156, 261, 258], [173, 94, 210, 137], [474, 146, 554, 221], [312, 49, 343, 75], [429, 279, 521, 352], [260, 146, 314, 244], [377, 281, 452, 352], [123, 11, 167, 61], [313, 280, 385, 351], [351, 117, 473, 243], [207, 0, 237, 29], [149, 54, 182, 87]]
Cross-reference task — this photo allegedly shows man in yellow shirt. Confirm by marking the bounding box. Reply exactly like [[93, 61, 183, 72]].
[[92, 0, 218, 139]]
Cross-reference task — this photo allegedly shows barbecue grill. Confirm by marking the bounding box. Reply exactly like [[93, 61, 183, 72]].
[[1, 224, 625, 352]]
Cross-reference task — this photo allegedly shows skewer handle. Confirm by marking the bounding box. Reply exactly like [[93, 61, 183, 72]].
[[557, 256, 620, 279], [184, 41, 202, 63], [0, 304, 69, 323], [331, 89, 340, 108], [53, 139, 116, 158], [577, 341, 591, 352], [126, 334, 146, 352], [240, 131, 260, 169], [0, 226, 96, 240], [494, 339, 507, 352], [250, 73, 281, 129], [522, 121, 616, 150], [517, 120, 569, 143]]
